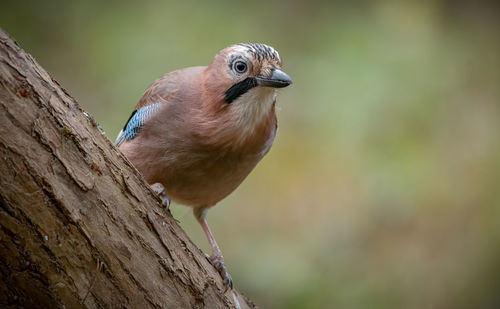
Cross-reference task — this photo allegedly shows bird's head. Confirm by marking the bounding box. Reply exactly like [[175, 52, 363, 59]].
[[204, 43, 292, 105]]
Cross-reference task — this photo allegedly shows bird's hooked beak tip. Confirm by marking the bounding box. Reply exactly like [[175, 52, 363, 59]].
[[256, 69, 292, 88]]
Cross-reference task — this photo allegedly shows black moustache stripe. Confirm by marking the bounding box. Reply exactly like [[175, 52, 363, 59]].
[[224, 77, 258, 103]]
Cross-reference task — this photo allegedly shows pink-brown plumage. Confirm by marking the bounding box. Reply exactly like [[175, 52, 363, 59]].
[[117, 43, 291, 289]]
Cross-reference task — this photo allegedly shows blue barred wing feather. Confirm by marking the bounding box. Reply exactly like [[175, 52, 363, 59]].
[[115, 103, 161, 146]]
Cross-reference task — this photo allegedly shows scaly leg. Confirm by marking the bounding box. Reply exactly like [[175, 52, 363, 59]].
[[194, 207, 233, 290]]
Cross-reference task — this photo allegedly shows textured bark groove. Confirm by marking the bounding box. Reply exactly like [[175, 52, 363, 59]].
[[0, 28, 255, 309]]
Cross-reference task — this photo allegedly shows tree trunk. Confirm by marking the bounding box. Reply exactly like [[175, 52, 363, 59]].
[[0, 28, 255, 309]]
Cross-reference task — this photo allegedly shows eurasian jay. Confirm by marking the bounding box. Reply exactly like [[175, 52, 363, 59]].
[[116, 43, 292, 289]]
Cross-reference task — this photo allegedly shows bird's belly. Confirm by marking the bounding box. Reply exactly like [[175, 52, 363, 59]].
[[157, 151, 262, 207]]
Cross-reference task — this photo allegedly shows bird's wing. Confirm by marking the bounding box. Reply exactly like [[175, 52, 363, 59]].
[[115, 71, 179, 146], [115, 103, 161, 146], [115, 66, 205, 146]]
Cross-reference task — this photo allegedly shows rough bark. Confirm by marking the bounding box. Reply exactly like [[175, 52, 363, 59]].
[[0, 28, 255, 309]]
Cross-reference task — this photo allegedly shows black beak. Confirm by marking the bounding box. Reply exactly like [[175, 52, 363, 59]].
[[256, 69, 292, 88]]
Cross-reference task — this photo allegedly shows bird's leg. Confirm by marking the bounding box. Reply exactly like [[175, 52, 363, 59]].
[[150, 183, 171, 210], [194, 207, 233, 290]]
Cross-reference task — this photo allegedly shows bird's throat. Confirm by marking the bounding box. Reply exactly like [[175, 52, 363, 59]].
[[230, 87, 276, 140]]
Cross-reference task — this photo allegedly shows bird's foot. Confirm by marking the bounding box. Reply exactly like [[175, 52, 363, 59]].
[[150, 183, 171, 210], [209, 254, 233, 291]]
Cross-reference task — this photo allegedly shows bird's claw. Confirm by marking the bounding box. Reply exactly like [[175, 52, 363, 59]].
[[150, 183, 171, 210], [209, 255, 233, 291], [160, 195, 171, 209]]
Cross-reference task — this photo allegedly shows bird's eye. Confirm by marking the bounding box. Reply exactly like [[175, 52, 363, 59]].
[[233, 61, 247, 73]]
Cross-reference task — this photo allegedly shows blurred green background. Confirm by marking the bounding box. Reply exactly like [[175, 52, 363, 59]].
[[2, 0, 500, 308]]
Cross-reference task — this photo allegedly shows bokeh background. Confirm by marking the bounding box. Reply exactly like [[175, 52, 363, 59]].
[[2, 1, 500, 307]]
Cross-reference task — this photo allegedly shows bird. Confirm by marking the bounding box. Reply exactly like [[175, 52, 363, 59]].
[[115, 43, 292, 289]]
